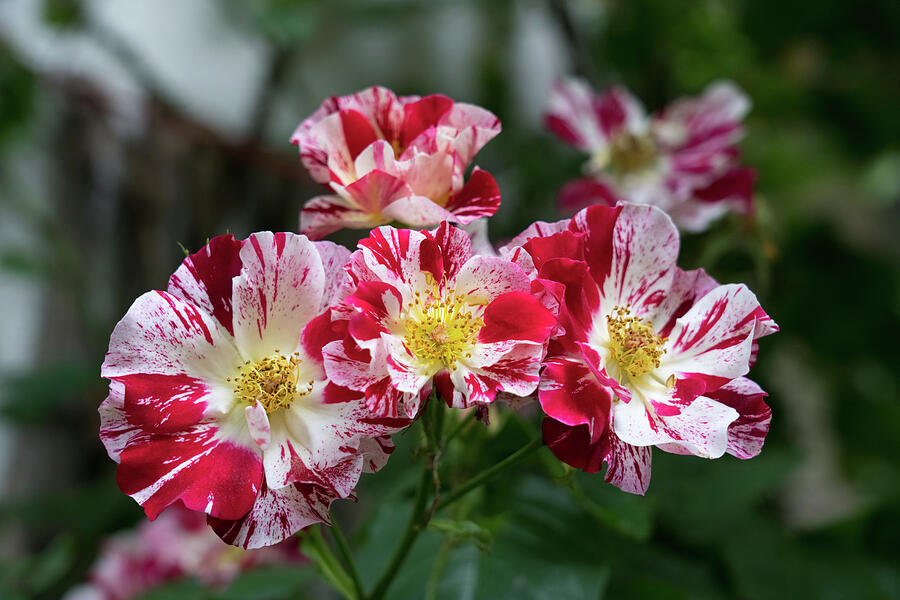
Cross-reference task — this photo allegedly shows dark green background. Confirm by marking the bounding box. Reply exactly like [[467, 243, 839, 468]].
[[1, 0, 898, 598]]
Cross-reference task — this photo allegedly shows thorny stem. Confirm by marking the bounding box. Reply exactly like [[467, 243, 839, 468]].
[[369, 394, 442, 600], [437, 436, 544, 511], [369, 463, 434, 600], [329, 514, 366, 600], [363, 393, 545, 600], [306, 525, 356, 600], [443, 410, 477, 445]]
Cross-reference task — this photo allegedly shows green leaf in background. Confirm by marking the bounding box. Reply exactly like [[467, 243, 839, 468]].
[[427, 518, 494, 552], [137, 578, 208, 600], [216, 565, 313, 600], [42, 0, 85, 30], [0, 47, 35, 150], [570, 471, 653, 541]]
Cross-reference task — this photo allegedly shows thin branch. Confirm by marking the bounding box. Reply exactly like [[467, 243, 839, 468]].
[[329, 514, 366, 600], [437, 436, 544, 511], [369, 465, 433, 600], [548, 0, 596, 82], [305, 525, 357, 600]]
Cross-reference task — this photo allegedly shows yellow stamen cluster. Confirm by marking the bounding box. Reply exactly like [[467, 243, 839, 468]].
[[608, 132, 658, 174], [229, 350, 314, 414], [404, 287, 483, 367], [606, 305, 667, 379]]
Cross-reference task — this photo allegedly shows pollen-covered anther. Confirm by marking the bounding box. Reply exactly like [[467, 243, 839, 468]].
[[233, 352, 308, 413], [607, 132, 658, 174], [606, 305, 667, 379], [404, 288, 483, 367]]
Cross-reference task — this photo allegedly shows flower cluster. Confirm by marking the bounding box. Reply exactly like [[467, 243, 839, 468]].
[[545, 79, 756, 232], [100, 82, 777, 559]]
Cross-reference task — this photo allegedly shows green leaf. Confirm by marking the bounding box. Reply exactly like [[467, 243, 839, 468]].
[[571, 471, 653, 541], [216, 565, 313, 600], [137, 578, 208, 600], [27, 534, 76, 594], [427, 518, 493, 552], [42, 0, 84, 29]]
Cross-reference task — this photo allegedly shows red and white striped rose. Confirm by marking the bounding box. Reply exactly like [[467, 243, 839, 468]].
[[323, 222, 557, 417], [508, 203, 777, 494], [292, 86, 502, 239], [100, 232, 407, 549], [546, 79, 756, 232]]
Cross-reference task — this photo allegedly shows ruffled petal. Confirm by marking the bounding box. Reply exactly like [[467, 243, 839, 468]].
[[443, 168, 501, 223], [232, 232, 326, 360], [662, 284, 773, 385], [167, 235, 243, 335], [99, 380, 138, 462], [102, 290, 239, 383], [300, 194, 384, 241], [706, 377, 771, 459], [116, 425, 263, 521], [578, 204, 679, 316], [208, 480, 336, 549], [538, 357, 612, 442]]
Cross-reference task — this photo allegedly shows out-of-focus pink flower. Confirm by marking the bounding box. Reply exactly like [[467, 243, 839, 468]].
[[545, 79, 755, 232], [292, 86, 502, 239], [509, 204, 777, 494], [323, 222, 557, 417], [64, 503, 303, 600], [100, 232, 408, 549]]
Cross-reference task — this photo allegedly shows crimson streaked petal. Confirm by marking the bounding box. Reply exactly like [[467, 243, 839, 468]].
[[208, 480, 334, 550], [102, 290, 239, 383], [232, 232, 325, 359], [538, 357, 611, 443], [478, 292, 556, 344], [544, 78, 608, 151], [167, 234, 243, 335], [443, 168, 501, 223], [116, 373, 221, 434], [584, 203, 679, 315], [603, 434, 652, 495], [117, 426, 262, 521], [663, 284, 771, 383], [453, 255, 532, 304], [707, 377, 771, 459]]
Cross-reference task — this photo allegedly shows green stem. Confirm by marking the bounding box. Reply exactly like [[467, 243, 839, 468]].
[[305, 525, 357, 600], [329, 514, 366, 600], [443, 410, 476, 446], [369, 465, 433, 600], [438, 436, 544, 511]]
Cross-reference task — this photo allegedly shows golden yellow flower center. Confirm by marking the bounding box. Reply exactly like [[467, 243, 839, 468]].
[[230, 351, 313, 413], [404, 288, 483, 368], [608, 132, 658, 174], [606, 305, 667, 379]]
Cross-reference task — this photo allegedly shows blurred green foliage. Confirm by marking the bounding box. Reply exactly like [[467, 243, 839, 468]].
[[0, 0, 898, 598]]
